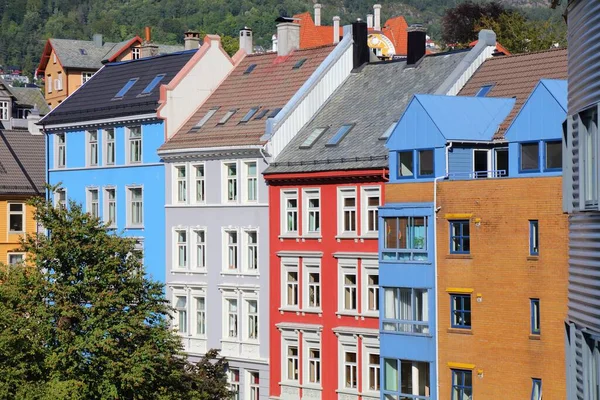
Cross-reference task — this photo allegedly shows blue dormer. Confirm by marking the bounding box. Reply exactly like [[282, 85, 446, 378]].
[[387, 95, 515, 182], [504, 79, 567, 177]]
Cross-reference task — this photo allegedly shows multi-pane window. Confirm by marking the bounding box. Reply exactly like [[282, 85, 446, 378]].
[[131, 47, 141, 60], [367, 353, 380, 391], [195, 297, 206, 336], [244, 230, 258, 272], [105, 188, 116, 226], [226, 298, 238, 338], [340, 189, 357, 233], [286, 345, 299, 381], [521, 142, 540, 172], [307, 269, 321, 309], [82, 72, 93, 84], [344, 351, 358, 389], [343, 272, 357, 312], [304, 190, 321, 234], [363, 188, 380, 234], [285, 269, 299, 307], [451, 294, 472, 329], [194, 164, 205, 203], [384, 359, 430, 398], [8, 253, 24, 265], [128, 126, 142, 163], [245, 161, 257, 202], [451, 369, 472, 400], [128, 187, 143, 226], [57, 133, 66, 168], [382, 216, 428, 261], [282, 191, 298, 234], [175, 230, 187, 268], [530, 220, 539, 256], [531, 298, 540, 335], [248, 371, 260, 400], [383, 287, 429, 334], [105, 129, 115, 165], [55, 189, 66, 209], [225, 163, 237, 202], [0, 101, 8, 120], [366, 274, 379, 313], [531, 378, 542, 400], [87, 130, 98, 166], [8, 203, 24, 232], [307, 346, 321, 384], [450, 220, 470, 254], [87, 189, 99, 218], [194, 230, 206, 269], [175, 296, 187, 333], [418, 149, 434, 177], [228, 369, 240, 399], [226, 230, 238, 270], [247, 299, 258, 340], [176, 166, 187, 203]]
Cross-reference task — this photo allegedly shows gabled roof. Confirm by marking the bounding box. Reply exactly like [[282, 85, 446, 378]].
[[159, 45, 334, 152], [265, 50, 471, 175], [10, 87, 50, 115], [459, 47, 567, 139], [540, 79, 568, 112], [39, 50, 197, 126], [0, 130, 45, 195]]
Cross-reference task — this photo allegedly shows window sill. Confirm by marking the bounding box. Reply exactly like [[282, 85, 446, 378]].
[[336, 311, 360, 320], [529, 334, 541, 341], [527, 256, 539, 261], [8, 231, 24, 235], [301, 309, 323, 316], [279, 234, 300, 241], [446, 254, 472, 260], [220, 338, 241, 344], [170, 269, 208, 275], [447, 327, 473, 335], [335, 235, 360, 241], [279, 381, 302, 389], [125, 226, 144, 230], [380, 330, 433, 338], [336, 389, 360, 396], [220, 271, 259, 277], [279, 307, 301, 314]]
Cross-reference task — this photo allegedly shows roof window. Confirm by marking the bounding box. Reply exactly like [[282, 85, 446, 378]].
[[254, 109, 270, 120], [79, 49, 87, 55], [240, 107, 259, 123], [244, 64, 257, 74], [190, 107, 219, 131], [218, 109, 237, 125], [300, 127, 328, 149], [113, 78, 139, 99], [140, 74, 166, 95], [476, 84, 494, 97], [326, 124, 354, 147], [293, 58, 307, 69], [379, 121, 397, 140], [268, 108, 282, 118]]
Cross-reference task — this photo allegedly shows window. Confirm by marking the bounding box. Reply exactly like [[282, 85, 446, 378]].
[[56, 72, 63, 91], [244, 64, 257, 74], [286, 345, 299, 381], [268, 108, 282, 118], [104, 188, 116, 227], [379, 121, 397, 140], [451, 294, 471, 329], [366, 274, 379, 313], [218, 109, 237, 125], [193, 230, 206, 269], [451, 369, 472, 400], [248, 371, 260, 400], [382, 216, 428, 261], [581, 108, 598, 206], [82, 72, 93, 84], [476, 84, 494, 97], [450, 220, 470, 254], [104, 129, 115, 165], [87, 189, 99, 218], [175, 296, 187, 333], [293, 58, 307, 69], [140, 74, 166, 95], [362, 187, 380, 234], [342, 270, 357, 312], [383, 287, 429, 334], [56, 133, 66, 168], [87, 130, 98, 166], [531, 378, 542, 400], [398, 151, 414, 178], [344, 351, 358, 389], [176, 165, 187, 203], [339, 188, 357, 234], [282, 190, 298, 234], [367, 353, 380, 391], [225, 230, 238, 270], [194, 164, 205, 202], [473, 149, 490, 178], [245, 161, 257, 202], [8, 203, 24, 233], [326, 124, 354, 146], [0, 101, 8, 120], [127, 126, 142, 163], [226, 298, 238, 338], [254, 108, 269, 120], [244, 230, 258, 272], [240, 107, 259, 123], [300, 127, 328, 148], [545, 140, 562, 170], [520, 142, 540, 172], [128, 187, 143, 226], [131, 47, 140, 60], [530, 220, 539, 256], [55, 189, 66, 209], [195, 297, 206, 336], [114, 78, 138, 99], [8, 253, 24, 265], [305, 264, 321, 310], [225, 163, 237, 202], [307, 347, 321, 384], [191, 108, 219, 131], [531, 298, 540, 335], [304, 189, 320, 234], [418, 149, 434, 177], [284, 268, 299, 307], [247, 299, 258, 340], [228, 369, 240, 399], [175, 230, 187, 268], [47, 75, 52, 94], [384, 358, 430, 398]]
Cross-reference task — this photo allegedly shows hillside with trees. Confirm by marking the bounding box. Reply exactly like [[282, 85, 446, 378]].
[[0, 0, 565, 78]]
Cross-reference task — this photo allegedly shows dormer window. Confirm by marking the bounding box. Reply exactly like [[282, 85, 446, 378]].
[[0, 101, 8, 120], [114, 78, 139, 99]]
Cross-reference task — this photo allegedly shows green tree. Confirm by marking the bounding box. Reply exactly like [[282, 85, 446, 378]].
[[441, 1, 506, 45], [0, 191, 232, 400]]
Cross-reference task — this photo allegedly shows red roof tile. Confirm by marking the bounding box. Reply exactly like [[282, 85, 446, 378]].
[[381, 16, 408, 55]]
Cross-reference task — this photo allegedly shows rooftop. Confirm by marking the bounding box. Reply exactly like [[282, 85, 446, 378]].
[[0, 129, 45, 196]]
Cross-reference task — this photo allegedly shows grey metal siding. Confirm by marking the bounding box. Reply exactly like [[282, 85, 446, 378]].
[[448, 146, 472, 176]]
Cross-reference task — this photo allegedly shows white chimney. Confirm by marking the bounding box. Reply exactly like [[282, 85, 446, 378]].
[[272, 34, 278, 52], [373, 4, 382, 31], [239, 27, 253, 55], [367, 14, 374, 29], [333, 16, 340, 44], [27, 107, 41, 135], [184, 30, 201, 50], [314, 3, 322, 26], [277, 22, 300, 56]]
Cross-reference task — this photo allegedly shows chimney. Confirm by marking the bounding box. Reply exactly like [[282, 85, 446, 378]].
[[144, 26, 151, 42], [373, 4, 381, 31], [352, 19, 369, 70], [27, 107, 41, 135], [184, 30, 201, 50], [239, 27, 253, 55], [367, 14, 374, 29], [92, 34, 103, 47], [276, 22, 300, 56], [333, 16, 341, 44], [272, 34, 278, 52], [314, 3, 322, 26], [407, 25, 426, 65]]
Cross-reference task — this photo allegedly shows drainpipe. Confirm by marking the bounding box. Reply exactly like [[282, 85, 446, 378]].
[[43, 126, 50, 202], [445, 142, 453, 177], [259, 145, 270, 166]]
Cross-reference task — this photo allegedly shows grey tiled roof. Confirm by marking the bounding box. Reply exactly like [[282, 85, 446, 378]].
[[11, 87, 51, 115], [0, 130, 45, 195], [265, 50, 470, 174]]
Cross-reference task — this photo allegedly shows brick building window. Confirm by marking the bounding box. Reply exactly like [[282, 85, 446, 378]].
[[531, 378, 542, 400], [451, 369, 472, 400], [450, 294, 471, 329], [529, 220, 539, 256], [531, 298, 540, 335], [449, 220, 470, 254]]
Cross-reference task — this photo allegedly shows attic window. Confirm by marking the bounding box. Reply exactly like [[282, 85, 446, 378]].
[[326, 124, 354, 146], [218, 109, 237, 125], [293, 58, 307, 69], [114, 78, 139, 99], [379, 121, 397, 140], [476, 84, 494, 97], [254, 109, 270, 120], [244, 64, 257, 74], [268, 108, 282, 118], [300, 127, 328, 149], [240, 107, 259, 123], [191, 107, 219, 131], [79, 49, 87, 55], [140, 74, 166, 95]]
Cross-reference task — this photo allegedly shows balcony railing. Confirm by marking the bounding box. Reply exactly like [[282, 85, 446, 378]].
[[448, 169, 507, 180]]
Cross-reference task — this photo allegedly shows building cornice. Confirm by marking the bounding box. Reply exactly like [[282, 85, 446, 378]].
[[265, 168, 388, 185], [159, 145, 264, 161], [40, 113, 158, 132], [332, 252, 378, 259], [276, 251, 324, 258]]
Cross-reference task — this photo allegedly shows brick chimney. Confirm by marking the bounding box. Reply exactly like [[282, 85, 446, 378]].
[[184, 30, 201, 50], [239, 27, 253, 55], [314, 3, 322, 26], [373, 4, 381, 31], [333, 16, 340, 44], [141, 26, 158, 58], [277, 22, 300, 56], [407, 25, 427, 65]]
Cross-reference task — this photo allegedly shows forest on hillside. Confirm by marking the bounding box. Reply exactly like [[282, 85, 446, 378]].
[[0, 0, 565, 78]]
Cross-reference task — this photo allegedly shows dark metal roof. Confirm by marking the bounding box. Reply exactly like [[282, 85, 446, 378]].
[[0, 130, 45, 196]]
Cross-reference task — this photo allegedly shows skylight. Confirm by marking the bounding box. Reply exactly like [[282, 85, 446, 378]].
[[191, 107, 219, 131], [140, 74, 166, 95], [268, 108, 282, 118], [244, 64, 257, 74], [114, 78, 139, 99], [379, 121, 398, 140], [293, 58, 307, 69], [326, 124, 354, 146], [254, 109, 269, 120], [476, 84, 494, 97], [79, 49, 87, 55], [300, 127, 328, 149], [240, 107, 259, 123], [218, 109, 237, 125]]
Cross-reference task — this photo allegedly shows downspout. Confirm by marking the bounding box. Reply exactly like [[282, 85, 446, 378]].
[[43, 126, 50, 202], [259, 145, 270, 166]]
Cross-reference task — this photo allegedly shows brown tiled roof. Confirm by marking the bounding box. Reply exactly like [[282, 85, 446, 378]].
[[459, 48, 567, 139], [159, 45, 334, 151]]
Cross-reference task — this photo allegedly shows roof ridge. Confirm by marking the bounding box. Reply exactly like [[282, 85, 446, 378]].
[[484, 47, 567, 62], [106, 49, 197, 66], [244, 44, 336, 59]]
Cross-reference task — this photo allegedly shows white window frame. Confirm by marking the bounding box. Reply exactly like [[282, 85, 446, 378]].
[[7, 202, 25, 233], [103, 187, 117, 227], [47, 75, 52, 94], [223, 229, 239, 271], [191, 288, 207, 338], [0, 100, 8, 120], [174, 228, 188, 269], [303, 331, 322, 387], [223, 294, 239, 340], [242, 228, 258, 273], [55, 133, 66, 168], [192, 228, 207, 271], [338, 187, 357, 236], [174, 164, 188, 204], [282, 335, 300, 382], [223, 161, 238, 203], [281, 189, 299, 236], [338, 260, 358, 315], [361, 187, 381, 236], [243, 160, 258, 203], [193, 163, 206, 204], [302, 259, 321, 312], [126, 126, 142, 164], [243, 295, 259, 342], [362, 260, 379, 317], [86, 187, 99, 219], [247, 370, 260, 400], [131, 47, 141, 60], [7, 252, 25, 265], [172, 290, 188, 334], [126, 186, 143, 228], [54, 188, 67, 209], [281, 260, 300, 310], [303, 189, 321, 236], [104, 128, 115, 165], [82, 71, 93, 84], [56, 71, 63, 91], [341, 344, 358, 390], [362, 339, 381, 396]]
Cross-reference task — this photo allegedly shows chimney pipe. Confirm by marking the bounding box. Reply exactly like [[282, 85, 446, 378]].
[[352, 20, 369, 70], [367, 14, 374, 29], [27, 106, 41, 135], [406, 25, 426, 65], [239, 27, 253, 55], [333, 16, 341, 44], [276, 22, 300, 56], [314, 3, 322, 26], [144, 26, 151, 42], [184, 30, 201, 50], [92, 34, 103, 47], [373, 4, 381, 31]]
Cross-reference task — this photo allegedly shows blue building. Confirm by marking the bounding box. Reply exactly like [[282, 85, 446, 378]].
[[39, 50, 198, 282]]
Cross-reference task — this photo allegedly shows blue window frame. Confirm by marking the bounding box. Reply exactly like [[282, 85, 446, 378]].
[[254, 108, 269, 120], [450, 220, 470, 254], [384, 358, 431, 399], [418, 149, 434, 177], [531, 378, 542, 400], [397, 151, 414, 178], [450, 294, 471, 329], [114, 78, 139, 99], [140, 74, 166, 95], [451, 369, 472, 400], [382, 216, 428, 262], [530, 298, 540, 334], [382, 287, 429, 334], [544, 140, 562, 171], [529, 220, 539, 256], [520, 142, 540, 172]]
